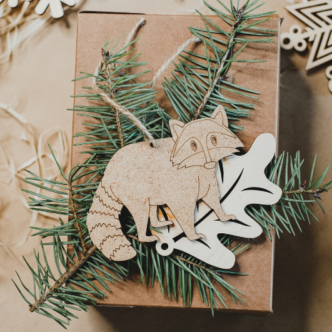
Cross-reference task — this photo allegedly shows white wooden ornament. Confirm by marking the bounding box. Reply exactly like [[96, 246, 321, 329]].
[[281, 0, 332, 92], [326, 65, 332, 93], [0, 0, 21, 8], [0, 0, 76, 19], [155, 133, 282, 269], [35, 0, 75, 19]]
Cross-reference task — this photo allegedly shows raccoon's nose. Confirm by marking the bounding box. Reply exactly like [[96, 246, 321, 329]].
[[204, 162, 216, 169]]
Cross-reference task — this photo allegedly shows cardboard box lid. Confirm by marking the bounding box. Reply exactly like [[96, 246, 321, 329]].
[[72, 11, 280, 313]]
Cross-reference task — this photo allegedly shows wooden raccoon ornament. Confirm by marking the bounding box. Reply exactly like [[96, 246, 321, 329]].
[[87, 105, 243, 261]]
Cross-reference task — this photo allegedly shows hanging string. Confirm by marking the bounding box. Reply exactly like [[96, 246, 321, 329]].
[[92, 19, 200, 147], [124, 17, 146, 45], [91, 66, 157, 147], [91, 17, 157, 147], [152, 36, 200, 87]]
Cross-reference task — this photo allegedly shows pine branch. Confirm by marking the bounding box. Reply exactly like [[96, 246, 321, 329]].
[[194, 37, 236, 119], [194, 6, 248, 119], [249, 152, 331, 238], [29, 245, 97, 313], [163, 0, 275, 129], [17, 148, 330, 326], [14, 35, 173, 327], [101, 48, 124, 148], [68, 176, 87, 253], [283, 187, 327, 197], [128, 234, 247, 277]]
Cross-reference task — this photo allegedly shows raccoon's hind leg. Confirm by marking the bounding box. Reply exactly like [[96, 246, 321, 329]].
[[168, 201, 205, 241], [149, 205, 173, 228], [129, 201, 159, 242]]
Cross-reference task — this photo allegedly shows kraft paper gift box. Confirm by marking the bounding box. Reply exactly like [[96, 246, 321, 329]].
[[71, 11, 281, 314]]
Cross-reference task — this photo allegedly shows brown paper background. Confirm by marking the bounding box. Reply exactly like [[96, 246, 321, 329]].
[[0, 0, 331, 331]]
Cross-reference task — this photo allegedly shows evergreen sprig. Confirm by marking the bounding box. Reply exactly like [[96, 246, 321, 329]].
[[249, 152, 331, 238], [13, 0, 330, 329], [163, 0, 276, 131]]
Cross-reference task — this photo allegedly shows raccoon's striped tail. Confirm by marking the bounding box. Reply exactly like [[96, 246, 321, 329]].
[[87, 182, 136, 261]]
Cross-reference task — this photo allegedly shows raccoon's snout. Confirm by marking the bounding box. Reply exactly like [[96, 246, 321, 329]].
[[204, 162, 216, 169]]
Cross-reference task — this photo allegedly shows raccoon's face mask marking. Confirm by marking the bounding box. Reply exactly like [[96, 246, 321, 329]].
[[169, 106, 244, 169]]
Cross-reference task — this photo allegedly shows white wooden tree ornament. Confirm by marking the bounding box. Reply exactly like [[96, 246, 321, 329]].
[[0, 0, 76, 19], [281, 0, 332, 93], [154, 133, 282, 269]]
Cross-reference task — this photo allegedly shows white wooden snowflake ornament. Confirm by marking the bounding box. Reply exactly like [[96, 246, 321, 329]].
[[0, 0, 22, 8], [155, 133, 282, 269], [281, 0, 332, 93], [0, 0, 76, 19]]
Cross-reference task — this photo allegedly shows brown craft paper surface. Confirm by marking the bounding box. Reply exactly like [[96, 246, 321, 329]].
[[72, 11, 280, 313], [1, 1, 332, 331]]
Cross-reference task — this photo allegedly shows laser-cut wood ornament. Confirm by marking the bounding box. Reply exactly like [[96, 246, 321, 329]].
[[0, 0, 76, 18], [154, 133, 282, 269], [281, 0, 332, 93], [87, 106, 282, 267]]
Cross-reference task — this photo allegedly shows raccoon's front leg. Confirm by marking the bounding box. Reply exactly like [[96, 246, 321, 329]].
[[168, 201, 205, 241], [129, 202, 159, 242], [149, 205, 173, 228], [202, 181, 236, 221]]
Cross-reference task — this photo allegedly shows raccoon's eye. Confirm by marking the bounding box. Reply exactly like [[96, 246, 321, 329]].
[[210, 135, 217, 146], [190, 140, 197, 151]]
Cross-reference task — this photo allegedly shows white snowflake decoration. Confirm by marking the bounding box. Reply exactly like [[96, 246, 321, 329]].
[[0, 0, 21, 8], [155, 134, 282, 269], [281, 0, 332, 93], [0, 0, 76, 19]]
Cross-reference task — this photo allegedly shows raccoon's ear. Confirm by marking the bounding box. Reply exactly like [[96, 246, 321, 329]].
[[169, 119, 185, 142], [211, 105, 228, 127]]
